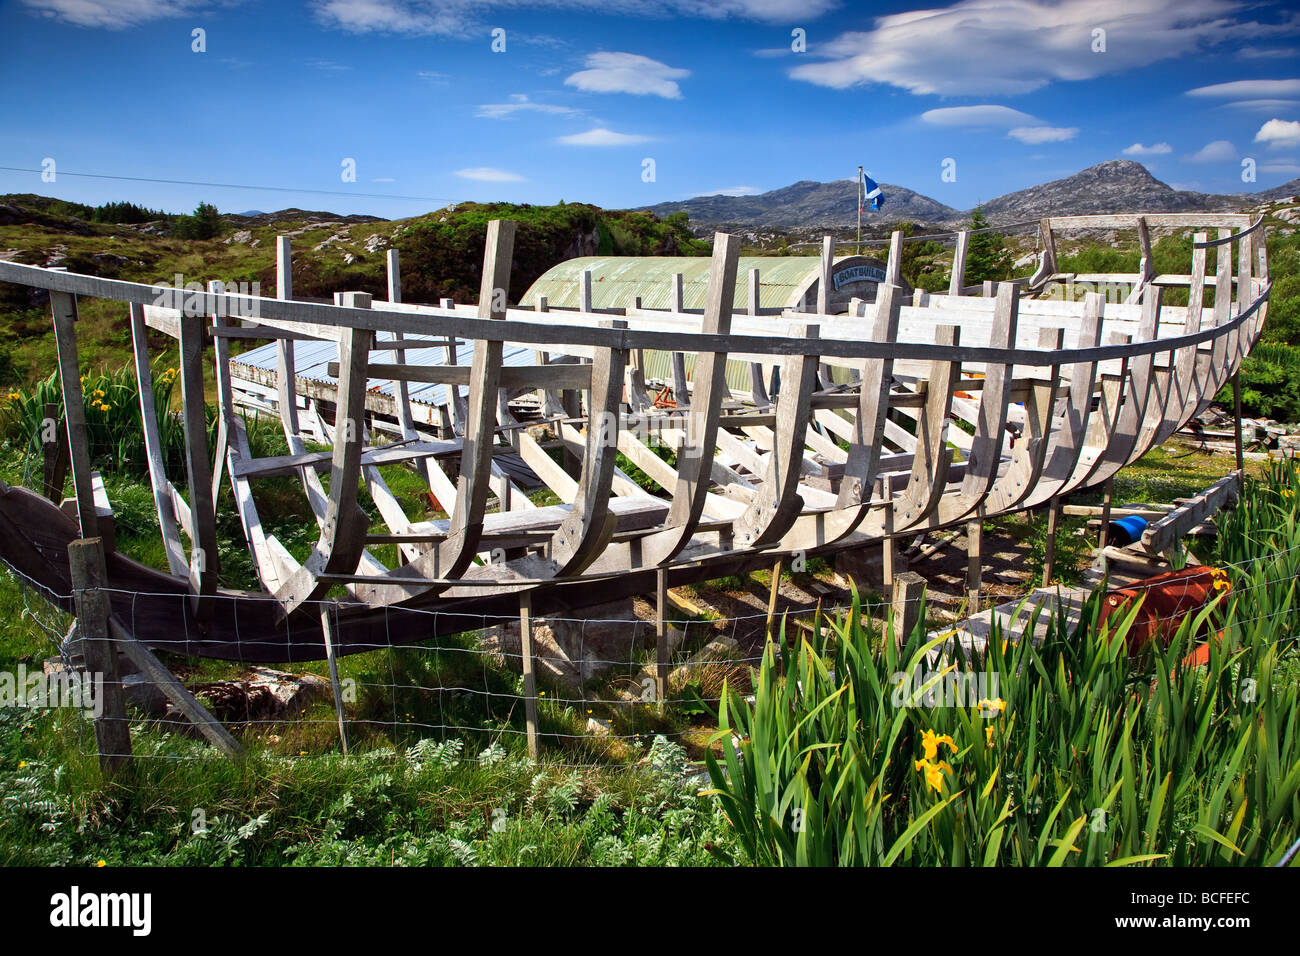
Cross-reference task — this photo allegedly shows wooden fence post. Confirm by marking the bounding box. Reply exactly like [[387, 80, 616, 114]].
[[1043, 498, 1062, 587], [655, 566, 670, 701], [68, 538, 131, 776], [519, 592, 539, 759], [966, 517, 983, 611], [892, 571, 926, 646]]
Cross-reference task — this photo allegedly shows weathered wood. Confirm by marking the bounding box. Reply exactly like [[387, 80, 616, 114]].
[[318, 604, 350, 754], [68, 537, 130, 775], [520, 591, 540, 759], [49, 292, 97, 538], [129, 303, 187, 576], [1043, 497, 1061, 586], [966, 517, 982, 611], [178, 308, 220, 607], [949, 231, 969, 296], [655, 566, 670, 700], [109, 619, 244, 758], [892, 570, 925, 646], [639, 232, 741, 567]]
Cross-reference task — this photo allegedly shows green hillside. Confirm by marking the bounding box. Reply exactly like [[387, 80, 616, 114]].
[[0, 196, 707, 387]]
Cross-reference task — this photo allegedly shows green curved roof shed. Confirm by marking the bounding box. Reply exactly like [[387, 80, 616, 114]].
[[520, 254, 903, 314]]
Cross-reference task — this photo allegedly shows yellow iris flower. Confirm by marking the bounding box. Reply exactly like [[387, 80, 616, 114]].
[[920, 728, 956, 761]]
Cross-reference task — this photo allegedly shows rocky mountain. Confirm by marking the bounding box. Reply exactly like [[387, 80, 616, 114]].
[[642, 179, 963, 231], [976, 160, 1245, 221], [642, 160, 1290, 231], [1255, 177, 1300, 202]]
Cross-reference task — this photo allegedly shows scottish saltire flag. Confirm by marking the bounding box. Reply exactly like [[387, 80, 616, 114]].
[[862, 172, 884, 211]]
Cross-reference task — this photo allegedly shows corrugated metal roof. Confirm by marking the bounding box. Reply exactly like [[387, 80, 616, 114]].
[[521, 255, 866, 311], [231, 337, 542, 408]]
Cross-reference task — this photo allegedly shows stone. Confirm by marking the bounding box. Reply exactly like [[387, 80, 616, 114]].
[[480, 599, 662, 687], [364, 233, 387, 253], [224, 229, 253, 245]]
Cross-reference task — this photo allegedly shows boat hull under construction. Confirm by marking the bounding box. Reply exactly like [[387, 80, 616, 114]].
[[0, 213, 1271, 661]]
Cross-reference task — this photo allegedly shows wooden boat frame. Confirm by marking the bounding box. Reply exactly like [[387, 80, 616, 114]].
[[0, 212, 1271, 663]]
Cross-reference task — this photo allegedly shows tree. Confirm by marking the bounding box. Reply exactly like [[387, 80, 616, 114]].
[[171, 201, 222, 240], [963, 206, 1013, 284]]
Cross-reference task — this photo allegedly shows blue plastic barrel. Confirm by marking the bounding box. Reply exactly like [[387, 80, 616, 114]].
[[1108, 514, 1148, 546]]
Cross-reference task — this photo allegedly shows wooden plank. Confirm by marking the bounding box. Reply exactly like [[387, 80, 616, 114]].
[[129, 302, 188, 576], [1141, 471, 1240, 554]]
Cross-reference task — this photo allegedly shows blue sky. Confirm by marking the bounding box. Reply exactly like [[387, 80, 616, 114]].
[[1, 0, 1298, 218]]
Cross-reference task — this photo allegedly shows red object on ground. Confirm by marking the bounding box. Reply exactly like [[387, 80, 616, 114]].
[[1098, 565, 1230, 660]]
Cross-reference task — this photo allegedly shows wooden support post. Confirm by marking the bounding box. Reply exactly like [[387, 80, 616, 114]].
[[1043, 497, 1061, 587], [886, 230, 903, 287], [520, 591, 539, 759], [108, 620, 245, 759], [966, 516, 983, 611], [949, 231, 969, 296], [318, 605, 349, 754], [49, 291, 98, 538], [386, 248, 401, 303], [178, 308, 221, 604], [1098, 476, 1115, 556], [655, 566, 670, 701], [818, 235, 833, 314], [68, 538, 131, 776], [880, 477, 897, 590], [892, 571, 925, 647], [579, 269, 593, 313], [766, 557, 783, 636], [1232, 371, 1246, 491], [41, 400, 68, 504]]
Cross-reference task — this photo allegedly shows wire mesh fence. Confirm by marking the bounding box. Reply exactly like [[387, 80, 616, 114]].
[[3, 531, 1298, 770]]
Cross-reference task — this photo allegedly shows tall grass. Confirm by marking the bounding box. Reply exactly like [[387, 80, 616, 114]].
[[706, 463, 1300, 866], [0, 362, 211, 479]]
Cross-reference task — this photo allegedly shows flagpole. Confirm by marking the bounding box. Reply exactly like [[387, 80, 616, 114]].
[[857, 165, 863, 255]]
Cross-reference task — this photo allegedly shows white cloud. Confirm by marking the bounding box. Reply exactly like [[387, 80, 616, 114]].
[[920, 105, 1038, 127], [557, 127, 653, 146], [19, 0, 208, 28], [789, 0, 1296, 96], [1260, 162, 1300, 175], [565, 52, 689, 99], [307, 0, 832, 37], [1123, 142, 1173, 155], [920, 105, 1074, 142], [1238, 46, 1298, 60], [1009, 125, 1078, 143], [476, 94, 584, 119], [1218, 98, 1300, 112], [1185, 139, 1237, 162], [455, 167, 526, 181], [1255, 118, 1300, 148], [1187, 78, 1300, 98]]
